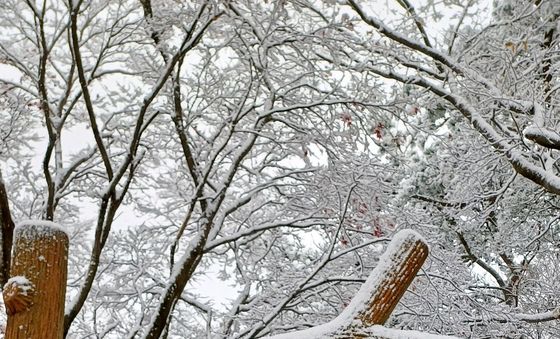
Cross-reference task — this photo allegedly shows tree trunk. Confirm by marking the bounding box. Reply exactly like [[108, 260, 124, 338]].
[[4, 221, 68, 339], [0, 171, 15, 286]]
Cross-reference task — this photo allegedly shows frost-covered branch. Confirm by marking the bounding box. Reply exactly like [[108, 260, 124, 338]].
[[365, 65, 560, 195], [523, 126, 560, 150], [512, 308, 560, 323], [239, 184, 358, 338], [455, 232, 507, 290]]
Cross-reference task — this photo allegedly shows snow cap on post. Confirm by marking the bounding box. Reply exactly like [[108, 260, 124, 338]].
[[4, 220, 69, 339], [13, 220, 68, 239]]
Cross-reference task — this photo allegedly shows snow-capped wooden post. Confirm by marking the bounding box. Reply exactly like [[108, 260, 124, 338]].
[[266, 230, 434, 339], [3, 221, 69, 339], [355, 229, 428, 326]]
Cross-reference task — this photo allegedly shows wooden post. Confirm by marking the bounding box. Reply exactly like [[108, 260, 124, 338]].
[[355, 230, 428, 326], [266, 229, 434, 339], [3, 221, 68, 339]]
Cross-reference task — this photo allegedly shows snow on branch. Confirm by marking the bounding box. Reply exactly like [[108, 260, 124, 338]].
[[346, 0, 527, 114], [343, 0, 560, 198], [524, 126, 560, 150], [356, 325, 459, 339], [487, 307, 560, 324], [362, 65, 560, 195], [513, 308, 560, 323]]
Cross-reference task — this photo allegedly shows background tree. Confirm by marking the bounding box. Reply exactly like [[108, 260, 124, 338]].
[[0, 0, 396, 337], [330, 0, 560, 337]]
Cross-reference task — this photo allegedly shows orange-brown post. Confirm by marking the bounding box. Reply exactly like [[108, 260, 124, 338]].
[[3, 221, 69, 339], [356, 230, 429, 326]]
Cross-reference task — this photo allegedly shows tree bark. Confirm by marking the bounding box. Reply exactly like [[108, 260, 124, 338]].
[[0, 171, 14, 286]]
